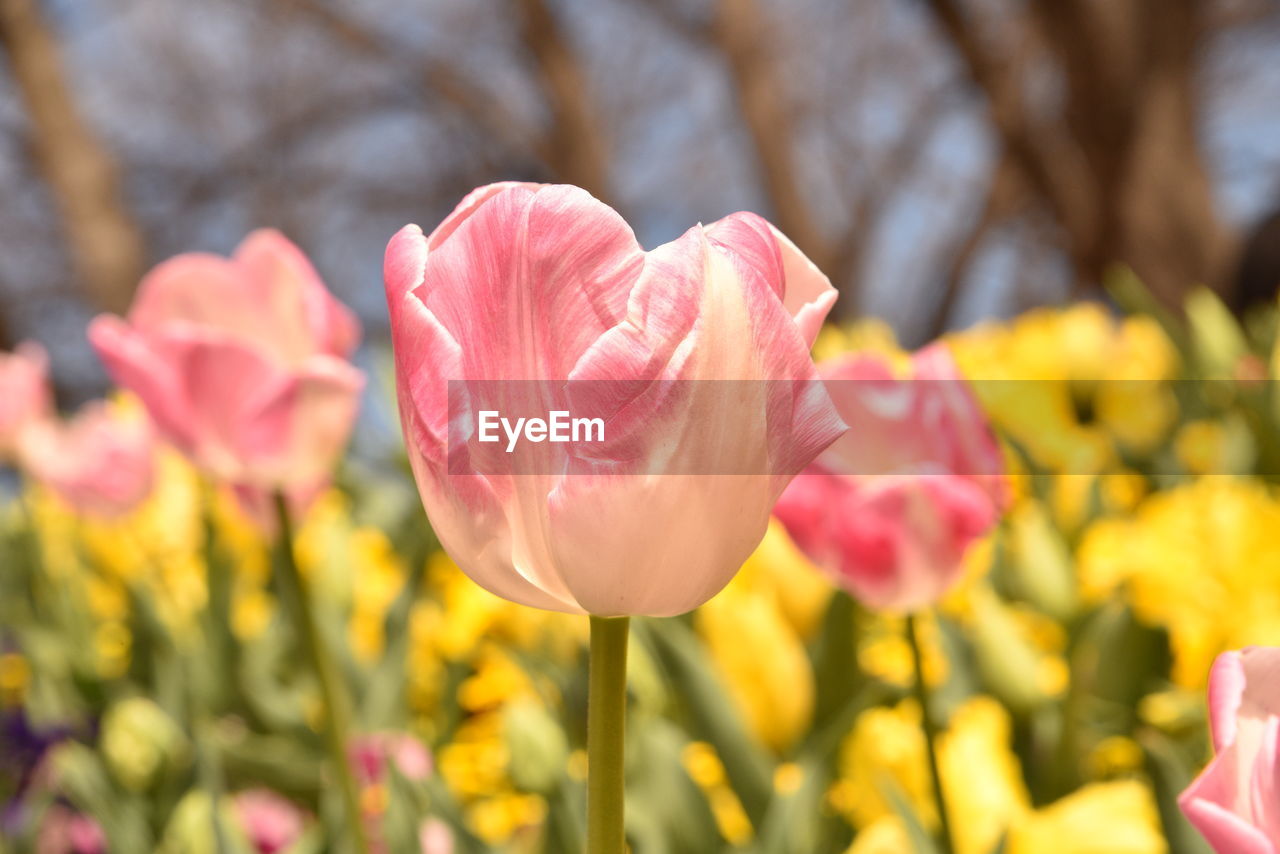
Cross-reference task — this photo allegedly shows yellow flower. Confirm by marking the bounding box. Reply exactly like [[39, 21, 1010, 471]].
[[857, 615, 948, 690], [813, 318, 904, 365], [681, 742, 753, 845], [1174, 417, 1254, 476], [739, 520, 833, 640], [696, 554, 815, 752], [948, 303, 1177, 473], [1077, 477, 1280, 687], [836, 697, 1027, 854], [840, 700, 1165, 854], [0, 653, 30, 706], [1007, 781, 1167, 854]]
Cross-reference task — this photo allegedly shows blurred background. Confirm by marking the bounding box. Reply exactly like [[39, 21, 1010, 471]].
[[3, 0, 1280, 399]]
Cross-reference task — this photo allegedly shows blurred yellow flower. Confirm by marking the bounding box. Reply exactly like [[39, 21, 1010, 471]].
[[1007, 781, 1167, 854], [836, 696, 1027, 854], [1077, 476, 1280, 687], [948, 303, 1178, 473], [813, 318, 905, 365], [840, 700, 1166, 854], [681, 742, 753, 845], [697, 543, 816, 751], [0, 652, 30, 706]]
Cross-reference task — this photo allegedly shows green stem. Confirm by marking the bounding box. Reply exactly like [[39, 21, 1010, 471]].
[[587, 616, 630, 854], [907, 613, 956, 854], [273, 493, 370, 854]]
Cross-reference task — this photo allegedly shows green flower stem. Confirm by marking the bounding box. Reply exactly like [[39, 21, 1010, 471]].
[[272, 493, 370, 854], [587, 615, 630, 854], [907, 612, 956, 854]]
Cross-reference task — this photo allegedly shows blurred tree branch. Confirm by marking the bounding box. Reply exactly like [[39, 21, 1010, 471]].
[[920, 0, 1234, 305], [276, 0, 613, 203], [515, 0, 613, 203], [710, 0, 828, 268], [0, 0, 147, 313]]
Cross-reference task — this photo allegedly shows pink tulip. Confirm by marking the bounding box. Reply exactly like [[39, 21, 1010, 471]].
[[19, 401, 156, 520], [384, 182, 844, 616], [35, 806, 105, 854], [234, 789, 307, 854], [348, 732, 433, 787], [0, 342, 52, 460], [88, 230, 364, 508], [1180, 647, 1280, 853], [774, 345, 1006, 611], [418, 818, 455, 854]]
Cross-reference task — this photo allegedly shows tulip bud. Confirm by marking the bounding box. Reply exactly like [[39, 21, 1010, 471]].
[[503, 699, 569, 794], [100, 697, 188, 792], [158, 791, 253, 854]]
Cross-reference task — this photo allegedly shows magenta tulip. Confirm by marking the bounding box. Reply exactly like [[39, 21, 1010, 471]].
[[383, 182, 844, 616], [0, 342, 52, 460], [19, 401, 156, 520], [348, 732, 433, 787], [774, 345, 1006, 612], [88, 230, 364, 507], [1180, 647, 1280, 853]]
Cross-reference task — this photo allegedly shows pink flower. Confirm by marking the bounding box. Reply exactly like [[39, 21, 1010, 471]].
[[348, 732, 433, 787], [774, 345, 1006, 611], [19, 401, 156, 520], [234, 789, 307, 854], [88, 230, 364, 511], [418, 818, 455, 854], [0, 343, 52, 460], [1180, 647, 1280, 854], [35, 806, 105, 854], [384, 182, 844, 616]]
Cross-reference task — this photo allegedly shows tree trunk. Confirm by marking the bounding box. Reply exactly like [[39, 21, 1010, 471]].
[[0, 0, 147, 313]]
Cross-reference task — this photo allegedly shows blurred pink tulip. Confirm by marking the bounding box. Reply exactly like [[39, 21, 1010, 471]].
[[349, 732, 433, 787], [418, 818, 455, 854], [774, 345, 1006, 611], [1180, 647, 1280, 854], [234, 789, 307, 854], [88, 230, 364, 509], [19, 401, 156, 520], [35, 806, 105, 854], [0, 342, 52, 460], [384, 182, 844, 616]]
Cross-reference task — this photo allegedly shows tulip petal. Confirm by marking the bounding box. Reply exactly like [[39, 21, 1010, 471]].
[[426, 181, 542, 251], [547, 241, 842, 615], [418, 184, 641, 383], [705, 212, 837, 347], [89, 315, 196, 454], [171, 331, 296, 481], [235, 229, 361, 358], [1210, 651, 1248, 751], [1181, 752, 1279, 854], [246, 355, 365, 487], [1249, 717, 1280, 844], [384, 224, 430, 326], [546, 472, 775, 616]]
